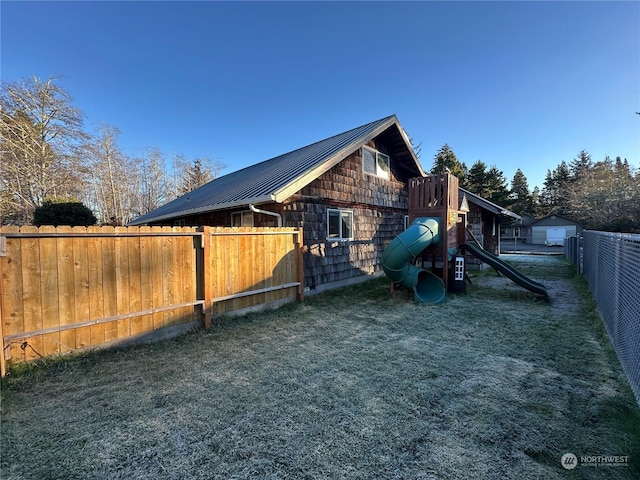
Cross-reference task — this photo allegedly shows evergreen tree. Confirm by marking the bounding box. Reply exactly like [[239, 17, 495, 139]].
[[485, 165, 510, 207], [180, 158, 212, 194], [466, 161, 488, 196], [570, 150, 592, 180], [530, 186, 543, 217], [541, 161, 570, 213], [464, 160, 509, 205], [431, 144, 468, 186], [509, 169, 532, 215]]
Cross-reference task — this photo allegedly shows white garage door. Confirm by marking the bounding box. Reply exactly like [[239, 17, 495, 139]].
[[532, 225, 577, 245]]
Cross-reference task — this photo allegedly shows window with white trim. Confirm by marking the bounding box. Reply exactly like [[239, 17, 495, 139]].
[[231, 211, 254, 227], [362, 146, 390, 179], [327, 208, 353, 240]]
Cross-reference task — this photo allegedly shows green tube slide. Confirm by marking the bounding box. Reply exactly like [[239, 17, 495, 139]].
[[381, 217, 446, 304]]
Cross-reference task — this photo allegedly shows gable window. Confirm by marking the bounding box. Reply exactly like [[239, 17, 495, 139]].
[[327, 208, 353, 240], [232, 211, 254, 227], [362, 146, 390, 179]]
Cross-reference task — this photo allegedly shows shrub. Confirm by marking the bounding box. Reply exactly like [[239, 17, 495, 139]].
[[33, 200, 97, 227]]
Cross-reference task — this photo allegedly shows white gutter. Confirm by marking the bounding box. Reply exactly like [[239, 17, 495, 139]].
[[250, 204, 282, 227]]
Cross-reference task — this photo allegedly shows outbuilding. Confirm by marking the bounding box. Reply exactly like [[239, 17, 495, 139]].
[[530, 213, 583, 246]]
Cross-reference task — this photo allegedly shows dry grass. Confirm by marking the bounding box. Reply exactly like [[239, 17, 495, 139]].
[[1, 255, 638, 479]]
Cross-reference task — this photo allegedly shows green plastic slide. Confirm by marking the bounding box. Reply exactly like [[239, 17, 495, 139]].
[[461, 242, 549, 299], [381, 217, 446, 304]]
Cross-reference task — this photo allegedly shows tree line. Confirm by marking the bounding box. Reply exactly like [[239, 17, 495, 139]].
[[1, 76, 225, 226], [2, 76, 638, 232], [430, 144, 639, 233]]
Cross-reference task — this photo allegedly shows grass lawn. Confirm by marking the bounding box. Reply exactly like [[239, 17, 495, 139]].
[[1, 255, 639, 479]]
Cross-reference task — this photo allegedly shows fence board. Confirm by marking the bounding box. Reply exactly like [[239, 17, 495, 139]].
[[128, 231, 143, 336], [20, 226, 43, 360], [72, 226, 91, 349], [39, 226, 60, 357], [161, 227, 174, 327], [181, 229, 197, 324], [57, 226, 76, 353], [139, 226, 154, 334], [87, 226, 105, 344], [2, 227, 24, 362], [101, 226, 118, 342], [115, 226, 131, 339], [150, 229, 164, 330]]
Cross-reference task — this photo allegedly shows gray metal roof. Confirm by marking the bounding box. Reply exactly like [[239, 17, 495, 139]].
[[130, 114, 424, 225], [459, 187, 521, 221]]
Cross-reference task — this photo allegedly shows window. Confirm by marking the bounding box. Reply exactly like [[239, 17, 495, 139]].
[[362, 147, 390, 179], [231, 211, 254, 227], [327, 208, 353, 240]]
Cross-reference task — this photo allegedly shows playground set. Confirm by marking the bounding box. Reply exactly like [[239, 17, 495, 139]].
[[381, 173, 549, 303]]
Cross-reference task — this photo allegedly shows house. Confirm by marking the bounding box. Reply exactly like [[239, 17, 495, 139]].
[[502, 213, 536, 244], [130, 115, 426, 291], [131, 115, 519, 289], [502, 213, 582, 246]]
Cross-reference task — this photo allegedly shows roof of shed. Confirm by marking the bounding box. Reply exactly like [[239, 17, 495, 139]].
[[130, 114, 424, 225], [459, 187, 521, 221]]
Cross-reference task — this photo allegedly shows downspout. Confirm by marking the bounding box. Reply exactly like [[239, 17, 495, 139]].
[[249, 204, 283, 227]]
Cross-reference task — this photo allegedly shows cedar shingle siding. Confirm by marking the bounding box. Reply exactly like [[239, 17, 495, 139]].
[[283, 145, 409, 290]]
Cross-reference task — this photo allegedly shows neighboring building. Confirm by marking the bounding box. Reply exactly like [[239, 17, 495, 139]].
[[502, 213, 536, 244], [502, 213, 583, 246], [530, 214, 583, 245], [458, 188, 521, 269], [130, 115, 520, 289]]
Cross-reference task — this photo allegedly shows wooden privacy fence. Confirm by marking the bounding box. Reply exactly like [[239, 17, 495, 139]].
[[0, 225, 303, 375]]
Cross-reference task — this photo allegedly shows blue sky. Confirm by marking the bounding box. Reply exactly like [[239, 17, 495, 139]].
[[2, 1, 639, 191]]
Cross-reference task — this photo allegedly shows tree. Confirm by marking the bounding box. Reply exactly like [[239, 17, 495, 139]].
[[530, 186, 543, 217], [33, 199, 97, 226], [564, 156, 640, 231], [83, 124, 135, 225], [132, 147, 170, 217], [430, 144, 468, 186], [569, 150, 592, 180], [466, 160, 489, 197], [180, 158, 211, 194], [509, 169, 532, 215], [485, 165, 510, 206], [541, 161, 570, 214], [465, 160, 509, 206], [0, 75, 87, 224], [173, 156, 226, 196]]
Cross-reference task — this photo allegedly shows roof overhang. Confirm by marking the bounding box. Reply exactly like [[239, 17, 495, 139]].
[[128, 194, 275, 225]]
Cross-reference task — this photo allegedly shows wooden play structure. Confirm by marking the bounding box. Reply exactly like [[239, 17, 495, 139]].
[[408, 173, 467, 292]]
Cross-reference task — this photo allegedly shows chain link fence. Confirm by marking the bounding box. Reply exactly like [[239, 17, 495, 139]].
[[566, 231, 640, 405]]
